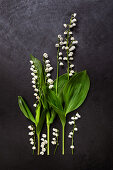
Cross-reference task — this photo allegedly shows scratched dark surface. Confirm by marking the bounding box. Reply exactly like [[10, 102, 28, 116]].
[[0, 0, 112, 170]]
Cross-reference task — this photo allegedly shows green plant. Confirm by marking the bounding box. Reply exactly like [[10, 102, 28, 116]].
[[18, 13, 90, 155]]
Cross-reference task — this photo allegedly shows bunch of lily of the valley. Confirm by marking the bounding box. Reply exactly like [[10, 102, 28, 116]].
[[18, 13, 90, 155]]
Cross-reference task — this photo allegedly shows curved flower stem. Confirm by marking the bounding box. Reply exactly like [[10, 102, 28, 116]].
[[54, 136, 59, 155], [47, 124, 50, 155], [33, 150, 34, 155], [37, 133, 40, 155], [66, 33, 69, 80], [66, 16, 73, 80], [43, 56, 47, 84], [65, 29, 69, 81], [62, 125, 65, 155], [32, 130, 36, 155], [72, 134, 74, 155], [72, 121, 75, 155], [56, 47, 59, 95]]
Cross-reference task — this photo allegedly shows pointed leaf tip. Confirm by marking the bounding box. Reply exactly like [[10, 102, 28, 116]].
[[18, 96, 36, 124]]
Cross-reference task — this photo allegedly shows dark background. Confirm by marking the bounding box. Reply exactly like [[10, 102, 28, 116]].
[[0, 0, 112, 170]]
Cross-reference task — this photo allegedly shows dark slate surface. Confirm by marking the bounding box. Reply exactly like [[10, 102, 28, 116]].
[[0, 0, 112, 170]]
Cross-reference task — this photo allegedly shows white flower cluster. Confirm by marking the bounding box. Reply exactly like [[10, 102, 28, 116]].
[[68, 112, 81, 126], [68, 112, 81, 150], [55, 35, 64, 66], [63, 13, 78, 77], [55, 34, 64, 47], [63, 13, 77, 29], [30, 60, 40, 108], [55, 13, 78, 76], [43, 53, 54, 89], [51, 128, 59, 145], [28, 125, 36, 150], [40, 134, 47, 155]]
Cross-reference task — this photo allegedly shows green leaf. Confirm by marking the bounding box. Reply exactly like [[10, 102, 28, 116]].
[[35, 103, 41, 126], [58, 113, 66, 126], [18, 96, 36, 124], [54, 73, 68, 103], [30, 55, 45, 87], [49, 110, 56, 124], [54, 72, 77, 93], [30, 55, 42, 76], [46, 111, 50, 125], [54, 73, 68, 94], [46, 88, 63, 113], [41, 89, 48, 109], [36, 109, 46, 135], [54, 72, 77, 103], [63, 70, 90, 115], [46, 89, 66, 125]]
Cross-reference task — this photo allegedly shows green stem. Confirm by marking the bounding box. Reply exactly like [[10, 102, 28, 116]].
[[37, 133, 40, 155], [62, 125, 65, 155], [43, 56, 46, 83], [66, 16, 73, 80], [54, 136, 59, 155], [67, 55, 70, 80], [32, 130, 36, 155], [56, 48, 59, 95], [72, 121, 75, 155], [66, 32, 69, 80], [72, 134, 74, 155], [33, 149, 34, 155], [47, 124, 50, 155]]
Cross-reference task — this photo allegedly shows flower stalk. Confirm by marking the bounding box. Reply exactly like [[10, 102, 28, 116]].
[[68, 113, 81, 155], [40, 134, 47, 155], [71, 121, 75, 155], [37, 133, 40, 155], [66, 29, 70, 80], [66, 16, 73, 80], [51, 128, 59, 155], [62, 125, 65, 155], [56, 47, 59, 95], [47, 124, 50, 155], [54, 135, 59, 155]]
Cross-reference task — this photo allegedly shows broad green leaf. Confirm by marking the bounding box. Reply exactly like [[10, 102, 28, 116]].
[[35, 103, 41, 126], [46, 89, 66, 125], [18, 96, 36, 124], [54, 73, 68, 103], [63, 70, 90, 115], [46, 88, 63, 114], [54, 72, 77, 94], [54, 72, 77, 103], [36, 109, 46, 135], [54, 73, 68, 94]]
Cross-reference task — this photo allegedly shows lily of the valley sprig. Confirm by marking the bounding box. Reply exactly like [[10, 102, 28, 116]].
[[68, 112, 81, 155], [18, 13, 90, 155], [28, 125, 36, 153], [40, 134, 47, 155], [51, 128, 59, 155]]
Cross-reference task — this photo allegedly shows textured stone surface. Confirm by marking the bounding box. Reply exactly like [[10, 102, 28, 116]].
[[0, 0, 112, 169]]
